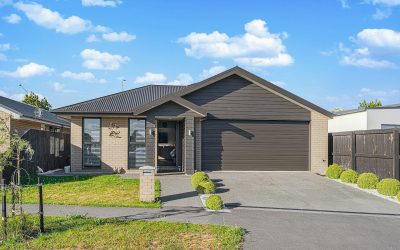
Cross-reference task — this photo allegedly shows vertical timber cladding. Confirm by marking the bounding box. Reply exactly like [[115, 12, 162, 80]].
[[184, 74, 311, 171]]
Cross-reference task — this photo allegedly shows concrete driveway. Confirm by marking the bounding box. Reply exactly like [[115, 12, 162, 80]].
[[208, 171, 400, 214]]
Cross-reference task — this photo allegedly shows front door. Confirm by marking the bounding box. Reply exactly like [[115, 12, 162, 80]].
[[157, 120, 182, 172]]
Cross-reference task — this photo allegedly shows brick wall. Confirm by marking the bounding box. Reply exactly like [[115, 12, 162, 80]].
[[0, 110, 11, 153], [310, 111, 329, 174], [70, 116, 83, 172]]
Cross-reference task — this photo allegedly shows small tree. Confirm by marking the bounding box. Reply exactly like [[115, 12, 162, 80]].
[[359, 99, 382, 109], [22, 92, 52, 110]]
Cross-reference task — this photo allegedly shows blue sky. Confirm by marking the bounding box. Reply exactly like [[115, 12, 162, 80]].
[[0, 0, 399, 110]]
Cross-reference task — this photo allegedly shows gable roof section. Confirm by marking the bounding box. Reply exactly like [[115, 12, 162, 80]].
[[52, 85, 186, 114], [135, 66, 334, 118], [0, 96, 70, 127]]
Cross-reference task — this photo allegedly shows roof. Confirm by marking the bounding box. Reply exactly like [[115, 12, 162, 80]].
[[53, 66, 333, 118], [334, 103, 400, 116], [0, 96, 70, 127], [52, 85, 186, 114]]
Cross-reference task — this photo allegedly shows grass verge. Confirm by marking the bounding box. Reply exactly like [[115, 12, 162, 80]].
[[1, 215, 244, 249]]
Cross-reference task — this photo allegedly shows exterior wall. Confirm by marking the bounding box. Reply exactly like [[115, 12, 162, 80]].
[[184, 74, 310, 121], [0, 110, 11, 153], [184, 116, 195, 174], [101, 117, 128, 172], [10, 119, 42, 136], [367, 109, 400, 129], [328, 112, 367, 133], [310, 111, 329, 174], [70, 116, 83, 172], [194, 118, 202, 171]]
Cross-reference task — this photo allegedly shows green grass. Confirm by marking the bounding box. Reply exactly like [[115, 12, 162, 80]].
[[9, 175, 160, 208], [1, 215, 244, 250]]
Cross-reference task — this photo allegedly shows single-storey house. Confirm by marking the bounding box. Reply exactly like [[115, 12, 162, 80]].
[[0, 95, 70, 136], [53, 67, 332, 175], [329, 104, 400, 133]]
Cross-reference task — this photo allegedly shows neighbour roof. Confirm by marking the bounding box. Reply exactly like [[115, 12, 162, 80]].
[[53, 66, 333, 118], [0, 96, 70, 127], [52, 85, 186, 114], [334, 103, 400, 116]]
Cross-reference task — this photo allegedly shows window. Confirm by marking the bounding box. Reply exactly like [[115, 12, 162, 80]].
[[83, 118, 101, 168], [128, 119, 146, 168]]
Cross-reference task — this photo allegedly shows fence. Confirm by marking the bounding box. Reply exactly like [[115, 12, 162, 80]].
[[329, 129, 400, 179], [3, 130, 70, 183]]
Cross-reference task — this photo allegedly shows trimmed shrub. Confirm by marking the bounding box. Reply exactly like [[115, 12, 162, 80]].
[[357, 173, 379, 189], [340, 169, 358, 183], [376, 178, 400, 196], [191, 172, 209, 188], [326, 164, 344, 179], [397, 191, 400, 202], [196, 180, 216, 194], [205, 194, 223, 210]]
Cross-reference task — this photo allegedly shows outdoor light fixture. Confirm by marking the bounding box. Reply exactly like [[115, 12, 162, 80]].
[[188, 129, 193, 136], [148, 128, 154, 136]]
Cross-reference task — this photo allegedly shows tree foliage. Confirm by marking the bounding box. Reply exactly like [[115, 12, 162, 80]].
[[358, 99, 382, 109], [22, 92, 52, 110]]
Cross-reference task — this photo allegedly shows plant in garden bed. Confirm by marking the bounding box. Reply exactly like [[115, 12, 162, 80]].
[[340, 169, 358, 183], [357, 173, 379, 189], [196, 181, 216, 194], [191, 172, 209, 188], [326, 164, 344, 179], [376, 178, 400, 196], [205, 194, 224, 211]]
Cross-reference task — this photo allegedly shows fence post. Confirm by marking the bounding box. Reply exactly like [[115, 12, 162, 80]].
[[1, 179, 6, 237], [393, 129, 399, 179], [38, 179, 44, 233], [351, 132, 356, 170]]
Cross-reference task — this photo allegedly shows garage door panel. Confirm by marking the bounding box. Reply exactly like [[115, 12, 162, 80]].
[[202, 120, 309, 171]]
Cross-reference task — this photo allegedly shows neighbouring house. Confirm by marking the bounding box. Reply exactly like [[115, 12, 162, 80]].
[[328, 104, 400, 133], [52, 67, 332, 175], [0, 96, 70, 136]]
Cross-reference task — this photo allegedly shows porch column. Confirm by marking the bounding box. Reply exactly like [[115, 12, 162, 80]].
[[184, 116, 195, 174]]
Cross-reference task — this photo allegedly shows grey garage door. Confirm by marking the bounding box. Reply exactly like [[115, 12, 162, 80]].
[[202, 120, 309, 171]]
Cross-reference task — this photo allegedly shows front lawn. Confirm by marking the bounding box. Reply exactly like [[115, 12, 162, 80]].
[[1, 215, 244, 249], [10, 175, 160, 208]]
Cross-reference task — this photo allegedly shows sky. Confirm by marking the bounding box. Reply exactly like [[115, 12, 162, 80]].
[[0, 0, 399, 110]]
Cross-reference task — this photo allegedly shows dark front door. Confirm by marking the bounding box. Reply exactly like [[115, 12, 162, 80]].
[[157, 120, 183, 172], [202, 120, 310, 171]]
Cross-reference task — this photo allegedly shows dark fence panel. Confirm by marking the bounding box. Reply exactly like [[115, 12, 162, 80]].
[[329, 129, 400, 179]]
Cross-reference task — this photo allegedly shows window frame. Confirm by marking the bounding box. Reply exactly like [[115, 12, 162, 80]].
[[128, 118, 146, 169], [82, 117, 102, 169]]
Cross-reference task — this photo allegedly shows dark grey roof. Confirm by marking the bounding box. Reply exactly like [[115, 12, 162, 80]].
[[52, 85, 186, 114], [0, 96, 70, 127]]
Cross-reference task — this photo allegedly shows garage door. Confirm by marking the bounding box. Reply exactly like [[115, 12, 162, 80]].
[[202, 120, 309, 171]]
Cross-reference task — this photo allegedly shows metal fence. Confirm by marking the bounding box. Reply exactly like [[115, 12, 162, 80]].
[[329, 129, 400, 179]]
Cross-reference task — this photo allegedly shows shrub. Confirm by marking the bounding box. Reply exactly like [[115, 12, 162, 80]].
[[340, 169, 358, 183], [376, 178, 400, 196], [326, 164, 344, 179], [397, 191, 400, 201], [357, 173, 379, 189], [191, 172, 209, 188], [205, 194, 223, 210], [196, 180, 216, 194]]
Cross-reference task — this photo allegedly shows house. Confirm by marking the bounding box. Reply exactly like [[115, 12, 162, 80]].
[[52, 67, 332, 175], [0, 96, 70, 136], [328, 104, 400, 133]]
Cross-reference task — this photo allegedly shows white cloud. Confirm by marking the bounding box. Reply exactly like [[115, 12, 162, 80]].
[[367, 0, 400, 6], [80, 49, 130, 70], [14, 2, 91, 34], [0, 62, 53, 78], [94, 25, 111, 33], [337, 28, 400, 68], [178, 19, 293, 67], [0, 90, 25, 101], [3, 13, 21, 24], [0, 43, 10, 51], [82, 0, 122, 7], [135, 72, 167, 84], [366, 0, 400, 19], [86, 34, 99, 42], [199, 65, 226, 78], [167, 73, 193, 85], [52, 82, 76, 93], [0, 53, 6, 61], [372, 8, 392, 19], [61, 71, 95, 80], [102, 32, 135, 42], [339, 0, 350, 8]]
